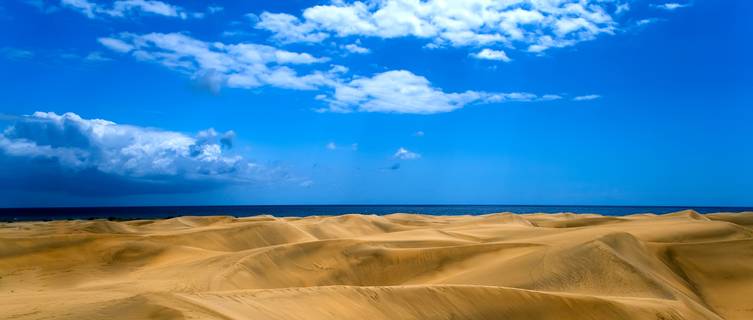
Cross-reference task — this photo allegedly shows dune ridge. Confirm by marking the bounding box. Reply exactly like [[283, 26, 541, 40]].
[[1, 210, 752, 319]]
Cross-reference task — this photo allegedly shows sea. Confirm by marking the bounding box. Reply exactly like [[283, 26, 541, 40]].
[[0, 205, 751, 222]]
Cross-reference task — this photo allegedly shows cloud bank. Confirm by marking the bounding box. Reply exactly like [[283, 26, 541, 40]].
[[0, 112, 283, 196], [255, 0, 623, 53]]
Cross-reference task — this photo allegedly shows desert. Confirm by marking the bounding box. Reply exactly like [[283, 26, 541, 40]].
[[1, 210, 752, 320]]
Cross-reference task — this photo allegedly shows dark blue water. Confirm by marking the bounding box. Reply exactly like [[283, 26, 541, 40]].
[[0, 205, 751, 221]]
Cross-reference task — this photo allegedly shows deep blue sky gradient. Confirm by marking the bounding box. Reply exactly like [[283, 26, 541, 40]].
[[0, 0, 751, 207]]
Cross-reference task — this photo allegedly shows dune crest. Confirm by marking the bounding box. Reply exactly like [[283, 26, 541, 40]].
[[1, 211, 752, 319]]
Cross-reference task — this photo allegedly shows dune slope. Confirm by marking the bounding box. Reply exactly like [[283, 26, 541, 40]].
[[1, 211, 752, 319]]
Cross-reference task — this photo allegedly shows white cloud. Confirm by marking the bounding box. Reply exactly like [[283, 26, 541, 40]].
[[321, 70, 561, 114], [325, 70, 479, 114], [636, 18, 658, 26], [0, 112, 267, 182], [615, 3, 630, 15], [255, 0, 620, 53], [109, 0, 183, 18], [652, 3, 691, 11], [472, 48, 511, 62], [573, 94, 601, 101], [326, 142, 337, 150], [393, 147, 420, 160], [97, 37, 134, 53], [100, 32, 334, 90], [100, 33, 565, 115], [414, 130, 425, 137], [60, 0, 199, 19], [343, 43, 370, 54], [255, 12, 329, 43]]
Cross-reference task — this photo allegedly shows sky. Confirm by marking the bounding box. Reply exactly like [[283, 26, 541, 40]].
[[0, 0, 751, 207]]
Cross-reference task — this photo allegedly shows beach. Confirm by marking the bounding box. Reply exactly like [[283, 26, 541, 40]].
[[1, 210, 752, 319]]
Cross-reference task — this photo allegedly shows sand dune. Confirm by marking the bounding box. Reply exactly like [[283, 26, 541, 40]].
[[1, 210, 752, 319]]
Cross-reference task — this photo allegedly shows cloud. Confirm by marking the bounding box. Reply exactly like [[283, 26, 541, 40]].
[[0, 112, 282, 196], [255, 0, 621, 54], [60, 0, 200, 19], [414, 130, 425, 137], [615, 3, 630, 14], [98, 37, 135, 53], [83, 51, 112, 62], [207, 5, 223, 14], [321, 70, 559, 114], [573, 94, 601, 101], [636, 18, 659, 26], [20, 0, 61, 14], [393, 147, 420, 160], [100, 33, 561, 114], [326, 142, 337, 150], [0, 47, 34, 60], [254, 12, 329, 43], [343, 43, 370, 54], [472, 48, 511, 62], [652, 3, 692, 11], [99, 32, 335, 90]]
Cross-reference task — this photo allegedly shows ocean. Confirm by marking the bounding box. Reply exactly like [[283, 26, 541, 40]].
[[0, 205, 751, 222]]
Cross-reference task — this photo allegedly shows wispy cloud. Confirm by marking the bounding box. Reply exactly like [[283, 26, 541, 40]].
[[100, 33, 564, 115], [58, 0, 208, 19], [393, 147, 420, 160], [651, 2, 692, 11], [0, 47, 34, 60], [99, 32, 333, 91], [573, 94, 602, 101]]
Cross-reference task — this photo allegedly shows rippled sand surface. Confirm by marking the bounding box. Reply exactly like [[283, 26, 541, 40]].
[[1, 210, 752, 319]]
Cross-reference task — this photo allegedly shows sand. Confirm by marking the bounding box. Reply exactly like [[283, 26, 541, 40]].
[[1, 210, 752, 320]]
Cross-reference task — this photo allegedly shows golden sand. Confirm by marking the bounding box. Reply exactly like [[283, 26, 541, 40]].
[[1, 210, 752, 319]]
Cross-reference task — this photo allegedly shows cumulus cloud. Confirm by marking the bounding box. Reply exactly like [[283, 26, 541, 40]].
[[326, 142, 337, 150], [472, 48, 511, 62], [393, 147, 420, 160], [255, 0, 622, 53], [254, 12, 329, 43], [321, 70, 561, 114], [343, 43, 370, 54], [60, 0, 201, 19], [573, 94, 601, 101], [99, 32, 335, 90], [0, 112, 282, 196]]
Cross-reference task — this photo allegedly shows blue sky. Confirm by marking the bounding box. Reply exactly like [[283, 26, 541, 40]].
[[0, 0, 751, 207]]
